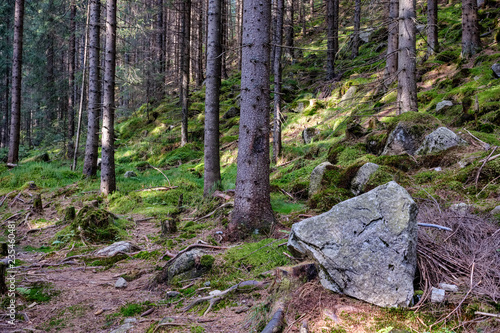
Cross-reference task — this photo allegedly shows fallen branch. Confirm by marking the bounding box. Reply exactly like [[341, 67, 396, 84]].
[[280, 188, 296, 202], [475, 146, 498, 188], [463, 129, 491, 150], [148, 164, 172, 187], [417, 223, 452, 232], [182, 280, 268, 315], [191, 202, 234, 223], [261, 308, 284, 333], [0, 191, 16, 207], [27, 224, 59, 234], [135, 217, 154, 223], [213, 190, 231, 201], [136, 186, 178, 192], [9, 192, 24, 207], [475, 311, 500, 319]]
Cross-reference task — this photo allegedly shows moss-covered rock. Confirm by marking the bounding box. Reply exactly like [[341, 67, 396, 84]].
[[70, 206, 122, 243]]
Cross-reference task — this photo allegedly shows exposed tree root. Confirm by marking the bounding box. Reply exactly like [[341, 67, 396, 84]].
[[261, 307, 284, 333]]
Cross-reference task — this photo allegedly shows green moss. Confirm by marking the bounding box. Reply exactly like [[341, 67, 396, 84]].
[[86, 254, 128, 268], [157, 143, 203, 166], [17, 282, 59, 303], [200, 255, 215, 269], [119, 302, 153, 316]]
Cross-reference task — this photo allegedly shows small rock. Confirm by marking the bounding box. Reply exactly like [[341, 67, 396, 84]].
[[97, 241, 139, 257], [339, 86, 357, 107], [490, 206, 500, 216], [302, 127, 318, 144], [415, 127, 466, 155], [359, 29, 373, 43], [115, 277, 128, 289], [295, 102, 305, 113], [123, 318, 137, 324], [438, 283, 458, 292], [209, 290, 222, 296], [434, 167, 442, 172], [450, 203, 471, 215], [204, 281, 211, 287], [308, 162, 334, 198], [124, 171, 137, 178], [166, 291, 181, 298], [492, 63, 500, 79], [431, 287, 446, 303], [351, 162, 380, 196], [109, 322, 134, 333], [458, 160, 469, 168], [435, 100, 453, 112]]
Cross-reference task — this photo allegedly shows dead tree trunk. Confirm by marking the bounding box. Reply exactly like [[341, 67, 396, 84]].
[[273, 0, 285, 163]]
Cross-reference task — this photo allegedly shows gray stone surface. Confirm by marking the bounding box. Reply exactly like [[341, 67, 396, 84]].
[[97, 241, 139, 257], [124, 171, 137, 178], [435, 100, 453, 112], [351, 162, 380, 195], [302, 127, 319, 144], [415, 127, 466, 155], [166, 291, 181, 298], [109, 322, 134, 333], [339, 86, 357, 107], [288, 181, 418, 307], [359, 29, 373, 43], [308, 162, 334, 198], [431, 287, 445, 303], [493, 63, 500, 78], [490, 206, 500, 216], [438, 283, 458, 292], [382, 123, 423, 156], [115, 277, 128, 289], [165, 249, 207, 282], [450, 203, 471, 215]]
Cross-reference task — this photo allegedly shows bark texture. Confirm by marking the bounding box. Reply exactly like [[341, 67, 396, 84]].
[[180, 0, 191, 146], [273, 0, 285, 163], [83, 0, 101, 177], [352, 0, 361, 59], [461, 0, 480, 59], [326, 0, 338, 80], [203, 0, 222, 197], [397, 0, 417, 114], [68, 0, 76, 154], [385, 0, 398, 85], [100, 0, 117, 195], [426, 0, 439, 56], [230, 0, 275, 239], [7, 0, 24, 164]]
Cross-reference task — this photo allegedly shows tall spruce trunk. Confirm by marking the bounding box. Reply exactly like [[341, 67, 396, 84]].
[[83, 0, 101, 176], [203, 0, 222, 197], [426, 0, 439, 56], [229, 0, 275, 240], [385, 0, 399, 85], [7, 0, 24, 164], [326, 0, 338, 79], [67, 0, 76, 156], [461, 0, 480, 59], [1, 64, 10, 149], [100, 0, 117, 195], [352, 0, 361, 59], [273, 0, 285, 163], [284, 0, 294, 59], [180, 0, 191, 146], [397, 0, 418, 114]]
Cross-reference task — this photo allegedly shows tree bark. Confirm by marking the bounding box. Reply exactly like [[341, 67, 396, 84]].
[[284, 0, 294, 59], [229, 0, 275, 240], [397, 0, 418, 114], [385, 0, 398, 85], [426, 0, 439, 56], [352, 0, 361, 59], [326, 0, 338, 79], [203, 0, 222, 197], [68, 0, 76, 156], [273, 0, 285, 163], [100, 0, 117, 195], [461, 0, 480, 59], [83, 0, 101, 176], [7, 0, 25, 164], [180, 0, 191, 146]]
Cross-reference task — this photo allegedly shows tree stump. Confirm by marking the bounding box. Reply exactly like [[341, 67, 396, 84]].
[[33, 194, 43, 214], [161, 218, 177, 235]]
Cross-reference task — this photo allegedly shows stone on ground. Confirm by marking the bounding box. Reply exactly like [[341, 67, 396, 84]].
[[96, 241, 140, 257], [308, 162, 334, 198], [288, 181, 418, 307], [351, 162, 380, 195], [415, 127, 466, 155]]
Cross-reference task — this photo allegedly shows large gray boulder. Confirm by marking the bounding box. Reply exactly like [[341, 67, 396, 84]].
[[415, 127, 466, 155], [351, 162, 380, 196], [493, 63, 500, 78], [97, 241, 140, 257], [382, 123, 423, 156], [435, 100, 453, 112], [302, 127, 319, 144], [309, 162, 334, 198], [288, 181, 418, 307]]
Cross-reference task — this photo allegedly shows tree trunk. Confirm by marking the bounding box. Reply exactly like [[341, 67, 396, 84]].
[[7, 0, 25, 164], [273, 0, 285, 163], [352, 0, 361, 59], [196, 3, 204, 87], [1, 65, 9, 149], [397, 0, 418, 114], [180, 0, 191, 146], [326, 0, 337, 79], [426, 0, 439, 56], [83, 0, 101, 177], [100, 0, 117, 195], [156, 0, 165, 98], [461, 0, 480, 59], [385, 0, 398, 85], [68, 0, 76, 156], [284, 0, 294, 59], [229, 0, 275, 240], [203, 0, 222, 197]]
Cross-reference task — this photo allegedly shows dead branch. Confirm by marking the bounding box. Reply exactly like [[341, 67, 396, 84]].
[[463, 128, 491, 150], [478, 153, 500, 163], [191, 201, 234, 223], [182, 280, 268, 315], [9, 191, 24, 207], [280, 188, 296, 202], [475, 146, 498, 188], [148, 164, 172, 187], [475, 311, 500, 319], [212, 190, 231, 201], [136, 186, 178, 192], [135, 217, 154, 223], [261, 307, 284, 333], [27, 224, 59, 234], [0, 191, 15, 207], [417, 223, 452, 232]]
